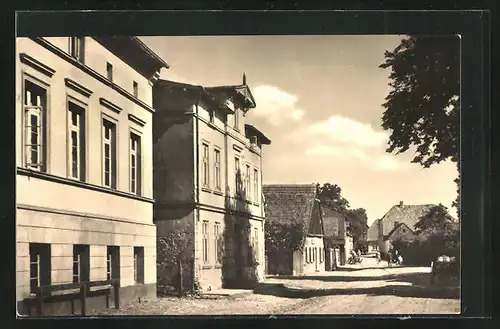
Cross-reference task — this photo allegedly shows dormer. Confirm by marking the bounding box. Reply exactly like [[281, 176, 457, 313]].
[[245, 124, 271, 150]]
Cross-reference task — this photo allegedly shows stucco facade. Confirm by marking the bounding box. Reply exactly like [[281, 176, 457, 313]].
[[16, 37, 167, 315], [153, 79, 270, 292], [300, 236, 325, 274]]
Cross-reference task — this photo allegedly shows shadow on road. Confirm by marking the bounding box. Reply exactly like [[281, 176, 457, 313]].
[[255, 272, 460, 300], [266, 271, 428, 283]]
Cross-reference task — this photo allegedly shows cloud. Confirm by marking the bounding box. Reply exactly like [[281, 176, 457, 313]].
[[251, 85, 306, 126], [301, 115, 406, 172], [306, 115, 389, 148], [305, 144, 406, 172]]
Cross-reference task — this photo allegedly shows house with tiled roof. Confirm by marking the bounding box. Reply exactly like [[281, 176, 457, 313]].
[[263, 184, 325, 275], [370, 201, 437, 252], [321, 207, 353, 269], [367, 219, 380, 251]]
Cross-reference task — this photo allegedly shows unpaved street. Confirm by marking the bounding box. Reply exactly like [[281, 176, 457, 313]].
[[90, 257, 460, 316]]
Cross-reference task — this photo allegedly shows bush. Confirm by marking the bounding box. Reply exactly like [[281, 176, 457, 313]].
[[157, 229, 198, 296], [394, 226, 460, 266]]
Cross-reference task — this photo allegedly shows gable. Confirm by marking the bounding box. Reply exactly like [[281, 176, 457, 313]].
[[387, 222, 415, 240], [321, 206, 345, 238], [308, 201, 323, 236]]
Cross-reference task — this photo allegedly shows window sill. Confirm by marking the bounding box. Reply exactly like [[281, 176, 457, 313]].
[[213, 190, 224, 196], [201, 187, 212, 193], [245, 199, 252, 205], [253, 202, 260, 207], [201, 264, 212, 270], [214, 264, 222, 269]]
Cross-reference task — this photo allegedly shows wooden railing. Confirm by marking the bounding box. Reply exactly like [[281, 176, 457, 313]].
[[27, 278, 120, 316]]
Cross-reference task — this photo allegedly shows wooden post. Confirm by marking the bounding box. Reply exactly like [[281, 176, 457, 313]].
[[178, 258, 184, 297], [36, 287, 43, 316], [113, 280, 120, 309], [80, 283, 87, 316]]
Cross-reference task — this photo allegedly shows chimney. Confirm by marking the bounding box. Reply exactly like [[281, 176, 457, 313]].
[[399, 201, 404, 207], [242, 72, 247, 85]]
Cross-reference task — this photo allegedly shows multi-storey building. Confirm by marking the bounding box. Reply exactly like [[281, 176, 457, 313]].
[[153, 75, 271, 292], [16, 36, 168, 314]]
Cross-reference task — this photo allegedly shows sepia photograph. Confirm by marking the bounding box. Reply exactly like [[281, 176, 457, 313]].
[[15, 33, 461, 317]]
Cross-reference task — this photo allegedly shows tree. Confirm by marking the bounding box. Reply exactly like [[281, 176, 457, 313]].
[[346, 208, 369, 251], [345, 208, 368, 240], [414, 204, 455, 235], [379, 36, 460, 212], [316, 183, 350, 213]]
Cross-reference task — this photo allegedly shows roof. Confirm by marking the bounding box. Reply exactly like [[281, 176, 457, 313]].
[[321, 206, 345, 238], [205, 84, 256, 110], [245, 124, 271, 145], [386, 222, 414, 239], [93, 37, 169, 76], [263, 184, 319, 250], [379, 203, 437, 237], [155, 79, 259, 115], [366, 219, 380, 242]]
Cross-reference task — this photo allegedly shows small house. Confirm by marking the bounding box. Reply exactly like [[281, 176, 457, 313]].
[[375, 201, 437, 248], [263, 184, 325, 275]]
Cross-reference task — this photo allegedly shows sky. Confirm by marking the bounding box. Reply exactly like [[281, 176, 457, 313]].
[[141, 35, 459, 224]]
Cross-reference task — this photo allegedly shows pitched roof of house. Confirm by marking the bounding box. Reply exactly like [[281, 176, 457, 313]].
[[263, 184, 319, 250], [366, 219, 380, 242], [93, 36, 170, 72], [320, 206, 345, 237], [386, 222, 414, 239], [379, 203, 437, 237]]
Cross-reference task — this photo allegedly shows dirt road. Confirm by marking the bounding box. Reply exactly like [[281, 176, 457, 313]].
[[90, 257, 460, 316]]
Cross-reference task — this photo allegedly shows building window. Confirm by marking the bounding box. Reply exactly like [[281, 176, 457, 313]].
[[106, 246, 120, 281], [130, 133, 142, 195], [133, 81, 138, 97], [106, 62, 113, 81], [214, 222, 222, 265], [102, 119, 117, 189], [214, 149, 221, 192], [245, 165, 251, 198], [68, 102, 86, 181], [202, 144, 210, 188], [253, 169, 259, 202], [309, 248, 313, 263], [29, 243, 51, 294], [133, 247, 144, 284], [320, 247, 323, 263], [69, 36, 84, 62], [23, 80, 47, 171], [234, 157, 241, 196], [73, 245, 90, 283], [202, 221, 209, 263]]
